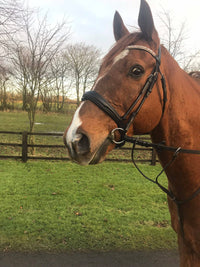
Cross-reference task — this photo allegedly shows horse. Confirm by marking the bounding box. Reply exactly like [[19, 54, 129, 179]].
[[64, 0, 200, 266]]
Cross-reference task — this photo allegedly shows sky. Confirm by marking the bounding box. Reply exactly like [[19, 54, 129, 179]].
[[27, 0, 200, 53]]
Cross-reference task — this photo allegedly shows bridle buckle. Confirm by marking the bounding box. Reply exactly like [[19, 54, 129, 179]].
[[110, 128, 126, 146]]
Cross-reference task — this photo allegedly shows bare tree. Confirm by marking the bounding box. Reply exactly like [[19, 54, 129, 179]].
[[40, 77, 53, 112], [48, 53, 71, 112], [0, 0, 27, 96], [11, 10, 70, 132], [0, 0, 24, 28], [0, 0, 27, 57], [158, 9, 186, 59], [65, 43, 101, 105], [0, 67, 10, 110], [158, 9, 200, 71]]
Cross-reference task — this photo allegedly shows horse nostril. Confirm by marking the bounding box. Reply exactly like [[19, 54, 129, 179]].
[[72, 133, 90, 155]]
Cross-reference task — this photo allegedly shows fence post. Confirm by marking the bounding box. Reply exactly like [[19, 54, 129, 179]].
[[22, 131, 28, 162], [151, 148, 156, 165]]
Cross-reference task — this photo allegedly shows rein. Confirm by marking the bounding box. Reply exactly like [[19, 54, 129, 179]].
[[81, 45, 200, 238], [125, 135, 200, 155], [129, 136, 200, 238]]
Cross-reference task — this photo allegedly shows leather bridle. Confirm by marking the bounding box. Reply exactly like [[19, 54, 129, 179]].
[[82, 45, 167, 146]]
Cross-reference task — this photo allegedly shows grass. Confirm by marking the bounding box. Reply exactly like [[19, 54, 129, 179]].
[[0, 160, 177, 253], [0, 110, 72, 132], [0, 110, 177, 252]]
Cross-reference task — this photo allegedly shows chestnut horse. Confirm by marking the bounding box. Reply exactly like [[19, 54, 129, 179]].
[[64, 0, 200, 266]]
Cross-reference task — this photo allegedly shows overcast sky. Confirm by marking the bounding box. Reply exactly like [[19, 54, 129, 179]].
[[28, 0, 200, 53]]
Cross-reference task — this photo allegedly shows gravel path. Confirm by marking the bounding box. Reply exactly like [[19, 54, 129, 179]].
[[0, 250, 179, 267]]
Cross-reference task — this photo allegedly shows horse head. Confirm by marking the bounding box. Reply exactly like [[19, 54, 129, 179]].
[[64, 0, 167, 165]]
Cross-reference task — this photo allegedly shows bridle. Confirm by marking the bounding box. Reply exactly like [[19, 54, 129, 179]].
[[81, 44, 200, 238], [82, 45, 167, 146]]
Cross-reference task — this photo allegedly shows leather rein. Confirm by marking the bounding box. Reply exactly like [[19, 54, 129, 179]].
[[81, 45, 200, 237]]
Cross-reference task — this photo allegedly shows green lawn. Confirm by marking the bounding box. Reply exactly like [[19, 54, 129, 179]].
[[0, 110, 71, 132], [0, 160, 177, 252], [0, 110, 177, 252]]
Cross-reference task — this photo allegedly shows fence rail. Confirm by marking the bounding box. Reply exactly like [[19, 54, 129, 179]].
[[0, 131, 157, 165]]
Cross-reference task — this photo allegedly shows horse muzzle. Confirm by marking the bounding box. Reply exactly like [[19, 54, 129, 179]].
[[64, 129, 113, 165], [64, 130, 91, 165]]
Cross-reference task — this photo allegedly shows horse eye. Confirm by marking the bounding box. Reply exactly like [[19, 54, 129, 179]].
[[129, 65, 144, 78]]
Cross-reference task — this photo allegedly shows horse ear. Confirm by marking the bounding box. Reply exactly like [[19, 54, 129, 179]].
[[138, 0, 159, 42], [113, 11, 129, 41]]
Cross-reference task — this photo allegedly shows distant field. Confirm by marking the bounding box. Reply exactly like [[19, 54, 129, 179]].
[[0, 160, 177, 252], [0, 110, 72, 133]]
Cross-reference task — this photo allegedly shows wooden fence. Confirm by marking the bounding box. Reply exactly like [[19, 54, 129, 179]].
[[0, 131, 157, 165]]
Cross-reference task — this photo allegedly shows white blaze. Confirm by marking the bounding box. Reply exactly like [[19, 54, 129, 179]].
[[113, 49, 129, 64], [66, 103, 83, 144]]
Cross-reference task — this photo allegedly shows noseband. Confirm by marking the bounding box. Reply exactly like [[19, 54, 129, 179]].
[[82, 45, 167, 146]]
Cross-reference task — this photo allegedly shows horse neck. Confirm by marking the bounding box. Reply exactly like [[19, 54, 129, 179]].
[[152, 46, 200, 146], [151, 47, 200, 196]]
